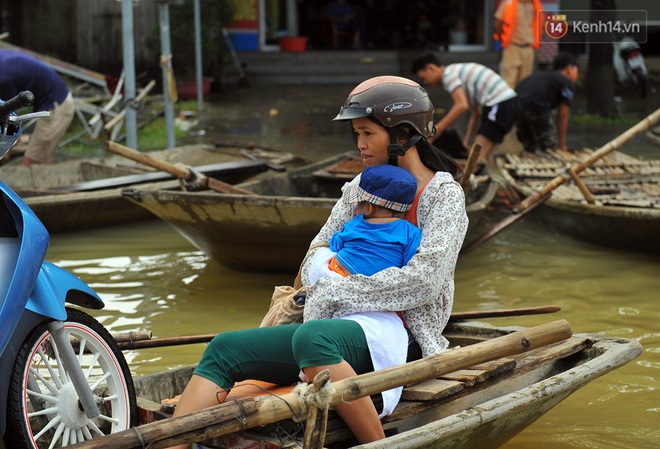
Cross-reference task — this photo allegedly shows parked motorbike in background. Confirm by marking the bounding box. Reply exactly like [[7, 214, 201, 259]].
[[0, 91, 137, 448], [613, 34, 649, 97]]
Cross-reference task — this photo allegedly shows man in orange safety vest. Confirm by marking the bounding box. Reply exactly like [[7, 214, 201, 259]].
[[494, 0, 545, 88]]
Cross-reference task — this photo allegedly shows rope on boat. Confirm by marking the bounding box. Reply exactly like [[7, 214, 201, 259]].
[[232, 399, 248, 430], [294, 380, 336, 414], [131, 426, 150, 449]]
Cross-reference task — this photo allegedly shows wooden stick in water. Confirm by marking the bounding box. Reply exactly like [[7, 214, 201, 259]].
[[460, 143, 482, 193], [105, 140, 254, 195]]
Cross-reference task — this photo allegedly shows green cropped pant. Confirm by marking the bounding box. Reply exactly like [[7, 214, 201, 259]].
[[194, 320, 374, 392]]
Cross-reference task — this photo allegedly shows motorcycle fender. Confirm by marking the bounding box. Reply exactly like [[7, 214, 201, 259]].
[[25, 261, 104, 320], [627, 55, 646, 72]]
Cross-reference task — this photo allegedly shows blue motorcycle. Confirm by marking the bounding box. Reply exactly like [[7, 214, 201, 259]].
[[0, 92, 137, 448]]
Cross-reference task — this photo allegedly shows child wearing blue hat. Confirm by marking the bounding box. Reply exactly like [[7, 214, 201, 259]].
[[308, 164, 422, 284], [305, 164, 422, 415]]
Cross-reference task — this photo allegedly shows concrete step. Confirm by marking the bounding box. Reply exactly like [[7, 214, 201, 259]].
[[224, 50, 500, 86], [229, 51, 399, 86]]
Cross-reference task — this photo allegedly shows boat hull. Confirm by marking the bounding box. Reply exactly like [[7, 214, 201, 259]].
[[0, 145, 295, 233], [123, 154, 498, 272], [131, 322, 641, 449], [496, 150, 660, 254], [534, 198, 660, 253], [125, 189, 337, 272]]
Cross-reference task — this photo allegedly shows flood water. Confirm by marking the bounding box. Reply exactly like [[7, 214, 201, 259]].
[[44, 84, 659, 448]]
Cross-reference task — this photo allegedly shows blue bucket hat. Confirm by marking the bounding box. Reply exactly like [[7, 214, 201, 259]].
[[347, 165, 417, 212]]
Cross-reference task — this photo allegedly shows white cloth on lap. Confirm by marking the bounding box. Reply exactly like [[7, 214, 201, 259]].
[[308, 246, 343, 286], [341, 311, 408, 417]]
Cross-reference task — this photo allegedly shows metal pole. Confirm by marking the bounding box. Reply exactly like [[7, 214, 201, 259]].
[[194, 0, 204, 114], [159, 1, 176, 148], [121, 0, 138, 149]]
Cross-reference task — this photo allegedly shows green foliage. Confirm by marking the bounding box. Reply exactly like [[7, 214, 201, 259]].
[[144, 0, 235, 82], [62, 109, 188, 155]]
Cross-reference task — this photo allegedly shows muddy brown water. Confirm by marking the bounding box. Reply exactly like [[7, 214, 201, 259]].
[[21, 84, 660, 447]]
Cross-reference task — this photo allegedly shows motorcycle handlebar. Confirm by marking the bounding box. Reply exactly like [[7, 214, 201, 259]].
[[0, 91, 35, 123]]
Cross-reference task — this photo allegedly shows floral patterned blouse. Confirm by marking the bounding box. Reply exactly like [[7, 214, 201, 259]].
[[302, 170, 468, 357]]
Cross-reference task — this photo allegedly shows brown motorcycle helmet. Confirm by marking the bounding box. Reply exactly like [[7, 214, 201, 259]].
[[333, 75, 435, 139]]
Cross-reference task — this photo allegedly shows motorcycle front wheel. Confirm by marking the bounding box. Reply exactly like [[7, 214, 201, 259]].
[[4, 307, 137, 449]]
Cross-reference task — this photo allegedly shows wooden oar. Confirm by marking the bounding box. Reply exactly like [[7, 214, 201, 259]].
[[460, 142, 482, 193], [448, 304, 560, 321], [71, 319, 572, 449], [115, 305, 561, 350], [104, 141, 254, 195], [462, 107, 660, 255]]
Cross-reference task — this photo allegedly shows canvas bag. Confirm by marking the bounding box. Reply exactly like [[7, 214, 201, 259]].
[[259, 242, 329, 327]]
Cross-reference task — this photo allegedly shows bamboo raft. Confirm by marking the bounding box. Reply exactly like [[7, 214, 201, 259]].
[[496, 148, 660, 253]]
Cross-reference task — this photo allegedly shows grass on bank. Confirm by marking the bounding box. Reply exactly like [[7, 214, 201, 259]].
[[59, 100, 198, 157], [570, 112, 640, 127]]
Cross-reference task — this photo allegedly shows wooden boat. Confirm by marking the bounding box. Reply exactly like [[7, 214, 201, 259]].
[[496, 149, 660, 253], [122, 320, 641, 449], [122, 153, 499, 272], [0, 144, 302, 233]]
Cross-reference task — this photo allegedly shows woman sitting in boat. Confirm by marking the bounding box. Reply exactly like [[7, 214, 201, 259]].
[[166, 76, 468, 448]]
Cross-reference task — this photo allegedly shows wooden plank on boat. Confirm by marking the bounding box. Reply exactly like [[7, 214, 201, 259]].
[[510, 336, 592, 373], [402, 379, 466, 401], [52, 159, 269, 192], [402, 358, 515, 400], [439, 358, 517, 386], [312, 155, 364, 181]]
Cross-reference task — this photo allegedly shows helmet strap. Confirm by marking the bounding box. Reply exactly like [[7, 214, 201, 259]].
[[387, 130, 422, 166]]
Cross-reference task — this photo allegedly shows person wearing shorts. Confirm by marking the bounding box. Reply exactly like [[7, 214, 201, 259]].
[[412, 52, 518, 162]]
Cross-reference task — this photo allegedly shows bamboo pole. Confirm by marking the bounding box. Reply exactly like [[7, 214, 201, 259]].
[[116, 333, 217, 350], [460, 143, 482, 193], [110, 330, 152, 343], [448, 305, 561, 321], [460, 192, 551, 255], [566, 166, 596, 204], [105, 141, 254, 195], [70, 319, 572, 449], [115, 306, 561, 350], [103, 80, 157, 131]]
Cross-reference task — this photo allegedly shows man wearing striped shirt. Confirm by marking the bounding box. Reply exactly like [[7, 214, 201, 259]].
[[411, 53, 518, 162]]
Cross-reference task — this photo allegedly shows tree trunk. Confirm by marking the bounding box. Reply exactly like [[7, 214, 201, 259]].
[[586, 0, 618, 117]]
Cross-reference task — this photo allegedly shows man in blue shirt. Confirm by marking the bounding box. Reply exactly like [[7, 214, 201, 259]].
[[0, 50, 74, 165]]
